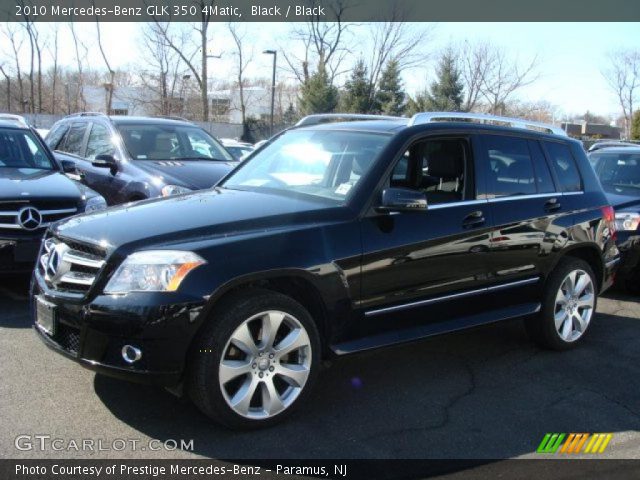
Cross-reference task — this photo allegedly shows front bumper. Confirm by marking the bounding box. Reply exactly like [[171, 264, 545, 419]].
[[0, 232, 43, 274], [31, 269, 207, 386]]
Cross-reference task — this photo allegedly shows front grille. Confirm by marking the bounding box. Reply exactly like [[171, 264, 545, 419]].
[[53, 323, 81, 354], [0, 200, 78, 232], [38, 236, 106, 294]]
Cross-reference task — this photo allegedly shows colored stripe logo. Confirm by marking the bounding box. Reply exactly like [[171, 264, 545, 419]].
[[537, 433, 612, 454]]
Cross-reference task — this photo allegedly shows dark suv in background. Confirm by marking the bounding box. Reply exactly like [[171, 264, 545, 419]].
[[45, 114, 238, 205], [0, 116, 106, 274], [589, 146, 640, 292], [33, 112, 619, 429]]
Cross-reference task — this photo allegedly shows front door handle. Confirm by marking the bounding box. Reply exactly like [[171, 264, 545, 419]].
[[463, 210, 486, 228], [545, 198, 562, 212]]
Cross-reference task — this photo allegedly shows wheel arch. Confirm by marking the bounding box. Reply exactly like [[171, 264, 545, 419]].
[[551, 244, 604, 291], [198, 270, 334, 358]]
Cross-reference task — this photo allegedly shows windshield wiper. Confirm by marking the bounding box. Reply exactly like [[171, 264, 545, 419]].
[[177, 156, 230, 162]]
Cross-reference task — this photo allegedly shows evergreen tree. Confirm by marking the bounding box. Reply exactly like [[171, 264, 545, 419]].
[[631, 110, 640, 140], [299, 63, 338, 115], [340, 59, 372, 113], [283, 103, 297, 125], [374, 59, 406, 116], [425, 50, 464, 111], [405, 88, 430, 116]]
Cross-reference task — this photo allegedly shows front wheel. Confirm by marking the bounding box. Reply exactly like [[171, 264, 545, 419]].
[[526, 258, 597, 350], [188, 289, 321, 429]]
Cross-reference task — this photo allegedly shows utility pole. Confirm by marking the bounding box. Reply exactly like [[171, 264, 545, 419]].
[[263, 50, 277, 137]]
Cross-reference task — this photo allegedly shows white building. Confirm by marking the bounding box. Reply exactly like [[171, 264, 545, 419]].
[[208, 86, 298, 123]]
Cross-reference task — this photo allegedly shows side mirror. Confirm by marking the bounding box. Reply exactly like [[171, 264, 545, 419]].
[[377, 187, 428, 213], [92, 154, 118, 171], [60, 159, 76, 174]]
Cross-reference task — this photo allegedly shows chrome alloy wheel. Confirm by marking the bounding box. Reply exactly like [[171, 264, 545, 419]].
[[554, 269, 595, 342], [219, 310, 312, 420]]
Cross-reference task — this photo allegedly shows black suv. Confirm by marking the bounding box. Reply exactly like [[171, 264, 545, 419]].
[[32, 112, 619, 428], [0, 116, 106, 274], [45, 114, 238, 205], [589, 146, 640, 292]]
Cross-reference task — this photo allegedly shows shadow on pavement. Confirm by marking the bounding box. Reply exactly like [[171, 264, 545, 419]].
[[94, 310, 640, 460]]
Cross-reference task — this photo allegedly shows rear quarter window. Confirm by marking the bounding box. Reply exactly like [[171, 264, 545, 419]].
[[544, 141, 582, 192]]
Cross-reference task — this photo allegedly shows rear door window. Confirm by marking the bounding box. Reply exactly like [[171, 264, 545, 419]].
[[482, 135, 536, 197], [528, 140, 556, 193], [85, 123, 116, 160], [61, 122, 88, 156], [544, 141, 582, 192]]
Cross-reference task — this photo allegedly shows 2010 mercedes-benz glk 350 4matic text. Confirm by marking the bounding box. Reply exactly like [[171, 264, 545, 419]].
[[32, 112, 620, 429]]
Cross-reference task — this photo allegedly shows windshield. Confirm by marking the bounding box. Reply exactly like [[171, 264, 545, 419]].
[[221, 129, 390, 202], [116, 123, 234, 162], [592, 152, 640, 196], [0, 128, 54, 170]]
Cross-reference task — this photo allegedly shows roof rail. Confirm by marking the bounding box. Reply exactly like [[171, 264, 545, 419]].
[[295, 113, 404, 127], [64, 112, 108, 119], [0, 113, 29, 127], [150, 115, 192, 122], [408, 112, 567, 136]]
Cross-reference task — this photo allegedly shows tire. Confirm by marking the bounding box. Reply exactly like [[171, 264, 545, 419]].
[[526, 258, 597, 350], [187, 288, 321, 429]]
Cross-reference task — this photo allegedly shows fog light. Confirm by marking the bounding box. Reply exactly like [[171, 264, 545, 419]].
[[121, 345, 142, 364]]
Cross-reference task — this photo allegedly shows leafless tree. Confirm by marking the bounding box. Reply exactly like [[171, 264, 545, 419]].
[[150, 1, 217, 121], [228, 23, 253, 131], [281, 0, 353, 84], [456, 40, 538, 114], [139, 21, 184, 116], [68, 20, 88, 111], [47, 24, 59, 114], [603, 49, 640, 139], [364, 5, 433, 109], [0, 63, 10, 111], [95, 19, 116, 113], [1, 23, 26, 112], [479, 46, 538, 115]]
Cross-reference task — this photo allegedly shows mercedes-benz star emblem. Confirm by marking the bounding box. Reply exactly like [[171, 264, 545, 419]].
[[17, 206, 42, 231], [46, 243, 70, 282]]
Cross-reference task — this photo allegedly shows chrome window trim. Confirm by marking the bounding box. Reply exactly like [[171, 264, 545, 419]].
[[364, 277, 540, 317], [422, 191, 584, 210], [428, 199, 488, 210]]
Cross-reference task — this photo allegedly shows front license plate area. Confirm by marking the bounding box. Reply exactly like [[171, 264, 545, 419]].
[[35, 296, 56, 336]]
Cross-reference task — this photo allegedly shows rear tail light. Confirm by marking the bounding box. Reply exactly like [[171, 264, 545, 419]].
[[601, 206, 617, 241]]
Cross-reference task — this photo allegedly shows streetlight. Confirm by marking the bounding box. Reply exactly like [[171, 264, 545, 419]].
[[263, 49, 277, 137]]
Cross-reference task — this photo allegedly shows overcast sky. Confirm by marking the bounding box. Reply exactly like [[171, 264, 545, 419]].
[[15, 21, 640, 120]]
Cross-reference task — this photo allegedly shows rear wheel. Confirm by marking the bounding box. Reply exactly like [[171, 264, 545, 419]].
[[188, 289, 321, 429], [526, 258, 597, 350]]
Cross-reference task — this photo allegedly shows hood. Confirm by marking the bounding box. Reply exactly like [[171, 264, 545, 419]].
[[53, 188, 344, 251], [603, 191, 640, 211], [134, 160, 238, 189], [0, 168, 85, 201]]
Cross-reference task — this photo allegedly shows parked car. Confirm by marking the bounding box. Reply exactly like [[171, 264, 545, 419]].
[[0, 118, 106, 274], [44, 114, 238, 205], [219, 138, 254, 161], [589, 146, 640, 292], [33, 112, 619, 429]]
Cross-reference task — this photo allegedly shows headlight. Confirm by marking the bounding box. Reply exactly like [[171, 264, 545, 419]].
[[161, 185, 192, 197], [615, 212, 640, 231], [84, 195, 107, 213], [104, 250, 206, 294]]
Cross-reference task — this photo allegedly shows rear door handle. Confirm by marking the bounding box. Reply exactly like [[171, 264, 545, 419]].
[[544, 198, 562, 212], [462, 210, 486, 228]]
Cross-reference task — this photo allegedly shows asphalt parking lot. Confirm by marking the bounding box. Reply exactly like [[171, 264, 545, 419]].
[[1, 274, 639, 460]]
